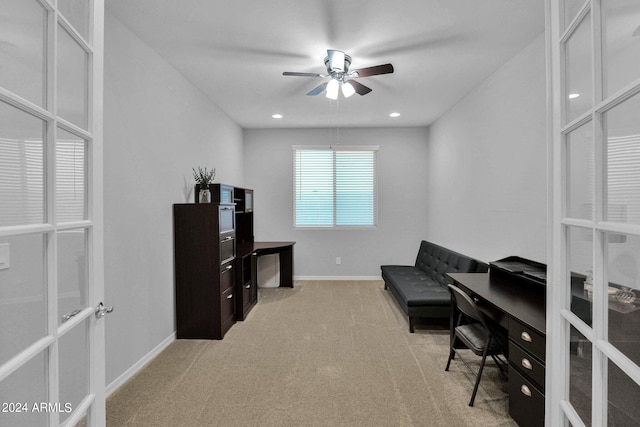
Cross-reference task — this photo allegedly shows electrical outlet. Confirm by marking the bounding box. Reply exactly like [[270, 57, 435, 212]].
[[0, 243, 9, 271], [336, 257, 341, 265]]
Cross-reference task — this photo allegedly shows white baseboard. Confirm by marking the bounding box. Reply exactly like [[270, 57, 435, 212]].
[[106, 332, 175, 398], [294, 276, 382, 281]]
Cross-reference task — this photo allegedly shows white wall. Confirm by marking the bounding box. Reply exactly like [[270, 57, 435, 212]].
[[243, 127, 430, 278], [103, 12, 244, 387], [425, 34, 547, 264]]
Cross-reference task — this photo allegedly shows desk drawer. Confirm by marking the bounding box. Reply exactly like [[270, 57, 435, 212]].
[[220, 236, 235, 264], [509, 317, 545, 362], [509, 340, 545, 389], [221, 285, 235, 326], [509, 366, 544, 427], [220, 262, 234, 293]]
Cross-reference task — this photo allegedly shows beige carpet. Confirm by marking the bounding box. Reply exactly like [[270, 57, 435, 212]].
[[107, 280, 516, 426]]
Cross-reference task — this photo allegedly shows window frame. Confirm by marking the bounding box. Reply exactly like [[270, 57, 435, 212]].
[[292, 145, 379, 230]]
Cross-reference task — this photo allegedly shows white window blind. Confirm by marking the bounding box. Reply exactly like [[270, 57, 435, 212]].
[[0, 136, 86, 227], [0, 138, 44, 226], [293, 146, 378, 228], [56, 137, 86, 223], [607, 133, 640, 224]]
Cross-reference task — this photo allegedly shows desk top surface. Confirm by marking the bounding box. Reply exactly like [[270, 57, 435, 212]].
[[237, 241, 295, 257], [448, 272, 546, 335]]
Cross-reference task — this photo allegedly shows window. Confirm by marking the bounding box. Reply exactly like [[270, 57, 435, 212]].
[[293, 145, 378, 228]]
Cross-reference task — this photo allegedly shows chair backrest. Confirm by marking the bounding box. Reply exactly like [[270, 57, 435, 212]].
[[447, 284, 484, 324], [448, 284, 509, 349]]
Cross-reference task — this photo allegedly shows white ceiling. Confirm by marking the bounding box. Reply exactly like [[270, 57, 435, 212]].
[[105, 0, 545, 129]]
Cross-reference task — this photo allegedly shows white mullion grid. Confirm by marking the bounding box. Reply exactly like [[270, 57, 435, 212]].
[[0, 223, 54, 238], [561, 217, 592, 228], [594, 76, 640, 117], [557, 0, 591, 424], [57, 307, 93, 337], [0, 87, 54, 123], [47, 2, 61, 425], [0, 336, 55, 383], [597, 340, 640, 386], [57, 117, 93, 142], [562, 308, 595, 342], [546, 0, 568, 424], [88, 0, 106, 424], [560, 399, 587, 427], [62, 393, 95, 427], [56, 220, 92, 231], [36, 0, 55, 12], [57, 11, 93, 55], [560, 0, 591, 44], [590, 1, 608, 424], [597, 221, 640, 236], [545, 0, 568, 425]]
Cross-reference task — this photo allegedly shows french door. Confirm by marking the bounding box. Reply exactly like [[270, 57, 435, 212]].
[[0, 0, 106, 426], [547, 0, 640, 425]]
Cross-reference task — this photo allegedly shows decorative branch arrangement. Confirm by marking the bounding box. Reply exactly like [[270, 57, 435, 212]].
[[192, 167, 216, 188]]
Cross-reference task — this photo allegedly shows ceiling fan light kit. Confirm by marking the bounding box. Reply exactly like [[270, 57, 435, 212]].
[[283, 49, 394, 99]]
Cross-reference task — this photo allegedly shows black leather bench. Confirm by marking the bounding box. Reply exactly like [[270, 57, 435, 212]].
[[381, 240, 488, 333]]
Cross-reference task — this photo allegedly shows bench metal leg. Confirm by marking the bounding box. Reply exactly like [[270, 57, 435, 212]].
[[409, 316, 415, 333]]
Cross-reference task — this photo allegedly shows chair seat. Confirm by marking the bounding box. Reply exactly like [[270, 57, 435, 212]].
[[445, 284, 508, 406], [455, 322, 503, 355]]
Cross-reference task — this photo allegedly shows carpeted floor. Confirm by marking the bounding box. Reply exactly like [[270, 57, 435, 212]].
[[106, 280, 516, 426]]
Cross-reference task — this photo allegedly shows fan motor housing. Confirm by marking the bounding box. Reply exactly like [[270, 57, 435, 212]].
[[324, 52, 352, 74]]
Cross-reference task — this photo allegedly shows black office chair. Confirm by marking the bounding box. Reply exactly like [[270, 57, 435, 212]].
[[445, 284, 508, 406]]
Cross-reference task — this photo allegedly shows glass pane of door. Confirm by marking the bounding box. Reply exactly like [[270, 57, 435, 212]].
[[57, 24, 88, 129], [604, 92, 640, 225], [0, 351, 48, 427], [565, 121, 593, 220], [56, 128, 87, 223], [0, 0, 46, 107], [602, 0, 640, 98], [58, 0, 90, 41], [563, 0, 586, 31], [570, 326, 592, 425], [608, 361, 640, 424], [568, 225, 593, 326], [58, 229, 88, 327], [0, 234, 46, 366], [0, 0, 104, 425], [59, 319, 90, 424], [0, 101, 45, 227], [606, 232, 640, 366], [565, 12, 592, 124]]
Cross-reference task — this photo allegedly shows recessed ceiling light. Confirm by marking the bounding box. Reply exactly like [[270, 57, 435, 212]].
[[389, 112, 400, 118], [272, 114, 283, 119], [569, 93, 580, 99]]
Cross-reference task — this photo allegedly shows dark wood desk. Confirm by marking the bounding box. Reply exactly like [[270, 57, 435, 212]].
[[237, 241, 295, 288], [448, 272, 545, 334], [448, 272, 546, 427]]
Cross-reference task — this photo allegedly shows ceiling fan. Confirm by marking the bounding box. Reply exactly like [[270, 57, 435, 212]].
[[283, 49, 394, 99]]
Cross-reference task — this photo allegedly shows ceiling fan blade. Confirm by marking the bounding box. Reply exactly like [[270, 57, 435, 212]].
[[283, 72, 323, 77], [306, 82, 329, 96], [352, 63, 394, 78], [348, 80, 372, 96]]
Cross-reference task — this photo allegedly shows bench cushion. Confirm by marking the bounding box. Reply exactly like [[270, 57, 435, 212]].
[[381, 265, 450, 307]]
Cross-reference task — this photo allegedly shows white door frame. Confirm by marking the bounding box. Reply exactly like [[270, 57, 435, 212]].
[[546, 0, 640, 425], [0, 0, 106, 425]]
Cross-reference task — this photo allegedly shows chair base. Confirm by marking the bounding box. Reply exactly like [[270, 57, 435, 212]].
[[445, 348, 508, 406]]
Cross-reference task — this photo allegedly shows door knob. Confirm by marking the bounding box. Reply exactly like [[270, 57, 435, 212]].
[[95, 302, 114, 319]]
